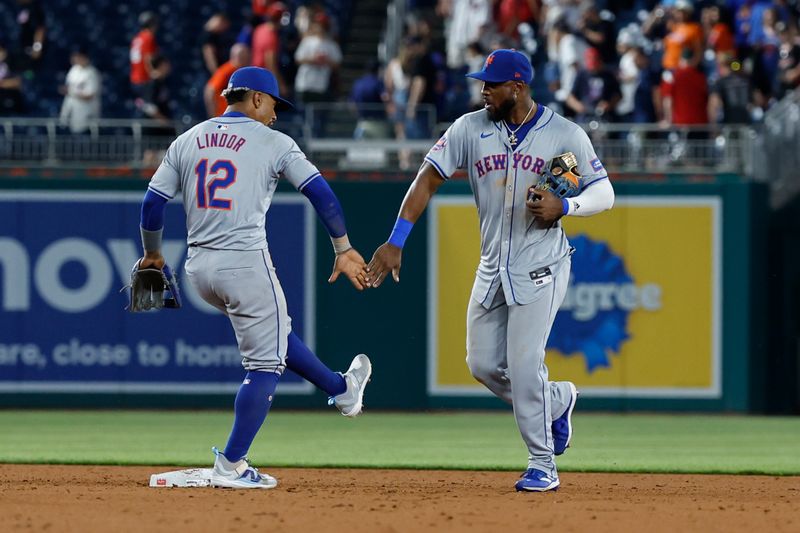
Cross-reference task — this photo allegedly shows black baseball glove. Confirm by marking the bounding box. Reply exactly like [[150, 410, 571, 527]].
[[127, 260, 182, 312]]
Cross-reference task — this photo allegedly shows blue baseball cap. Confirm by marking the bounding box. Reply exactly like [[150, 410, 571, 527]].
[[466, 49, 534, 84], [223, 66, 293, 110]]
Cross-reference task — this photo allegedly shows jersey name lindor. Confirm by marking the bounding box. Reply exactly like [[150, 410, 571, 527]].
[[195, 132, 247, 152]]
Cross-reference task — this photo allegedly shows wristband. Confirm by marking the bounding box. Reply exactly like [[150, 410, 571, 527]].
[[331, 234, 352, 254], [561, 198, 570, 216], [140, 227, 163, 253], [388, 217, 414, 249]]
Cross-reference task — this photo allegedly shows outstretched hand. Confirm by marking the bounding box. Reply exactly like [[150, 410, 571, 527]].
[[526, 187, 564, 225], [366, 243, 402, 288], [329, 248, 368, 290]]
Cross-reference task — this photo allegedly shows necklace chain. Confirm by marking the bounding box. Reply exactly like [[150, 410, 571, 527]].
[[502, 103, 535, 146]]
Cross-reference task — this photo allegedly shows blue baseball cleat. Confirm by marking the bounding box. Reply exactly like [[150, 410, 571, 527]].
[[515, 469, 560, 492], [553, 382, 578, 456]]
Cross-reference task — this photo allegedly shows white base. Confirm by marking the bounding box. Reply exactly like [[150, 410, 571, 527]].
[[149, 468, 214, 488]]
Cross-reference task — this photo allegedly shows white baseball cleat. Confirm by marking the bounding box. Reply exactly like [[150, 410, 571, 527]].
[[329, 354, 372, 417], [209, 447, 278, 489]]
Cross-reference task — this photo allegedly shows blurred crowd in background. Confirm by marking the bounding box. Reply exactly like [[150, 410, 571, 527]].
[[377, 0, 800, 129], [0, 0, 346, 132], [1, 0, 799, 144]]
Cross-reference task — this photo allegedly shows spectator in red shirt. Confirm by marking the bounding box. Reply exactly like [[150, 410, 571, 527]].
[[251, 2, 289, 96], [660, 48, 708, 127], [252, 0, 275, 17], [495, 0, 539, 40], [130, 11, 161, 106], [659, 47, 710, 163], [204, 43, 251, 117]]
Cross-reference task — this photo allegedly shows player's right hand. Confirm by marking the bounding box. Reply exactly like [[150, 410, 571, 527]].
[[365, 243, 402, 288]]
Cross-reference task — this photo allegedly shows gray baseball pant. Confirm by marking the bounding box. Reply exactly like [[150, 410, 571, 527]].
[[185, 247, 290, 374], [466, 256, 573, 476]]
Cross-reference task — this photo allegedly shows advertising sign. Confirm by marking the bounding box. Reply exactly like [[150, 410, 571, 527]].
[[429, 196, 721, 398], [0, 191, 314, 394]]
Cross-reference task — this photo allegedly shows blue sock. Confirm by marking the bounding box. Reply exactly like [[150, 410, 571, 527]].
[[285, 332, 346, 397], [223, 371, 279, 462]]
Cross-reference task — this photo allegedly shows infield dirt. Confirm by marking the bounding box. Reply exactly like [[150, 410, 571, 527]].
[[2, 465, 798, 532]]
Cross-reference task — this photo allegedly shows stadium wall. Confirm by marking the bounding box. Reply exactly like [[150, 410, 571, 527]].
[[0, 176, 775, 412]]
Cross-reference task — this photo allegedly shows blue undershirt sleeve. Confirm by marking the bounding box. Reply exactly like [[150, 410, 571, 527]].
[[300, 175, 347, 238], [140, 189, 168, 231]]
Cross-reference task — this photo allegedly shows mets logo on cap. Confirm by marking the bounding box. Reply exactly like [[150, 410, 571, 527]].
[[224, 66, 294, 110], [468, 49, 533, 84]]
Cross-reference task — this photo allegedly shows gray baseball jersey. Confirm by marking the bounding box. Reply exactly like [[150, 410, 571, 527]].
[[148, 114, 323, 372], [149, 115, 321, 250], [424, 105, 607, 308]]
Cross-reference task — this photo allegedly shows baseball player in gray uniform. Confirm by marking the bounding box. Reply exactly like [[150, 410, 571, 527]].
[[137, 67, 372, 489], [367, 50, 614, 491]]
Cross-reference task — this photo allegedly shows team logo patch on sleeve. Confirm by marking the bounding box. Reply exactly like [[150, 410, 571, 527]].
[[590, 158, 603, 172], [431, 135, 448, 152]]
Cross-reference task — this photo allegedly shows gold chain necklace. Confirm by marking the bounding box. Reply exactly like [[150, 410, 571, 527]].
[[502, 103, 535, 147]]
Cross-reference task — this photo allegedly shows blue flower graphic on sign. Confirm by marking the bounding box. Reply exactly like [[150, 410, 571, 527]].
[[547, 235, 632, 372]]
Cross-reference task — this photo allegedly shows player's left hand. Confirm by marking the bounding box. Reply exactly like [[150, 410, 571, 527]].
[[526, 187, 564, 225], [329, 248, 368, 291], [128, 255, 182, 312], [138, 251, 166, 270]]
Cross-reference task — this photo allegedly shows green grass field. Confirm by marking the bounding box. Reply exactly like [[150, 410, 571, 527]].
[[0, 411, 798, 475]]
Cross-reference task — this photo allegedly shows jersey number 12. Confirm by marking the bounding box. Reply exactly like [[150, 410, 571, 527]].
[[195, 159, 237, 210]]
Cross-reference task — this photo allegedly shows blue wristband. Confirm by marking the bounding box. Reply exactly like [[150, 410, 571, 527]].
[[388, 217, 414, 249], [561, 198, 569, 215]]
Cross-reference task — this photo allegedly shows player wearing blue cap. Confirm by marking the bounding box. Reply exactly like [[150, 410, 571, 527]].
[[136, 66, 373, 489], [367, 49, 615, 492]]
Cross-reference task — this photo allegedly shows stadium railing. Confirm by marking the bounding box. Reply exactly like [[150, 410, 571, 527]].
[[301, 102, 760, 177], [579, 121, 760, 176], [0, 108, 761, 178], [0, 118, 186, 169]]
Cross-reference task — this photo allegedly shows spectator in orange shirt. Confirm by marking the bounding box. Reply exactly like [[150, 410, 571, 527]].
[[204, 43, 251, 117], [130, 12, 161, 105], [662, 0, 704, 70]]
